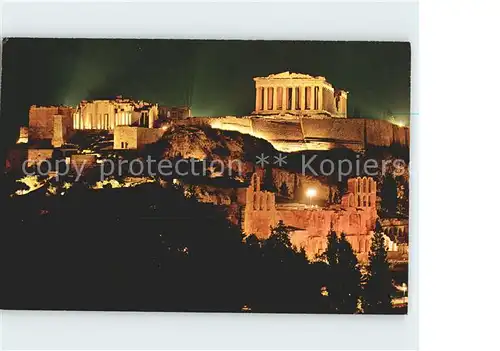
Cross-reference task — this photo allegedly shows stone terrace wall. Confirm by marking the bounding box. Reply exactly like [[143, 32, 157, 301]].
[[252, 119, 304, 141], [302, 118, 364, 142], [114, 126, 163, 150], [174, 116, 409, 152], [209, 116, 253, 134], [27, 149, 54, 167], [365, 119, 393, 147], [137, 127, 164, 147]]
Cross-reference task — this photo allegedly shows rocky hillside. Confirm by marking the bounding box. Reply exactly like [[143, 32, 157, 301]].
[[148, 124, 277, 163]]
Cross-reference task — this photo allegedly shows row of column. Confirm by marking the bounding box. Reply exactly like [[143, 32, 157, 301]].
[[73, 112, 132, 130], [255, 85, 323, 112]]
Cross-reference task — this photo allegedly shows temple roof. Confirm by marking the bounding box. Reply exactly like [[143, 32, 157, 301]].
[[255, 71, 326, 80]]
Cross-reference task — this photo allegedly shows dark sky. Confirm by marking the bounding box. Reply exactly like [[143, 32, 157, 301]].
[[1, 38, 411, 144]]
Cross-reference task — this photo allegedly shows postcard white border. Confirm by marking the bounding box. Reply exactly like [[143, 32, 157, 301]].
[[0, 1, 418, 350]]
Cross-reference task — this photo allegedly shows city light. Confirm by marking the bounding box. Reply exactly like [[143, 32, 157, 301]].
[[306, 188, 317, 198], [306, 188, 317, 207]]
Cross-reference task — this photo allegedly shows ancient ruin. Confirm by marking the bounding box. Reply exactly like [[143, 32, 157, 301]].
[[8, 71, 409, 263], [253, 71, 347, 117], [72, 96, 159, 130]]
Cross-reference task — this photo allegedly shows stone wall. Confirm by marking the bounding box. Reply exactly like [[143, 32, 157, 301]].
[[275, 208, 377, 260], [209, 116, 253, 134], [365, 119, 393, 147], [52, 115, 64, 147], [137, 127, 164, 146], [252, 119, 304, 141], [27, 149, 54, 167], [70, 154, 97, 171], [28, 106, 74, 140], [243, 173, 277, 237], [113, 126, 164, 150], [178, 116, 409, 152], [17, 127, 29, 144], [242, 174, 379, 261]]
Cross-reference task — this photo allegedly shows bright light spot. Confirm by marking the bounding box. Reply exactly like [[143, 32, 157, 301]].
[[306, 188, 317, 198], [389, 117, 407, 128], [161, 125, 168, 131], [241, 305, 252, 312], [320, 286, 329, 297]]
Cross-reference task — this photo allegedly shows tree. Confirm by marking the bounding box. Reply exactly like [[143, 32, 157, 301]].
[[363, 221, 394, 314], [321, 229, 340, 266], [336, 233, 361, 313], [266, 220, 292, 251], [260, 220, 297, 312], [321, 230, 361, 313], [380, 175, 398, 214]]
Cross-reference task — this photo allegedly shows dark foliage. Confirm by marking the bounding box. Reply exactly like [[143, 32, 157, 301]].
[[362, 221, 395, 314]]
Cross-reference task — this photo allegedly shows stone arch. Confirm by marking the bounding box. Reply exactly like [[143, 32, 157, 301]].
[[362, 177, 368, 193], [253, 193, 259, 210], [267, 193, 272, 211], [357, 195, 361, 207], [368, 195, 371, 207], [363, 195, 367, 207], [260, 193, 266, 210], [358, 238, 364, 253], [349, 193, 354, 207], [250, 173, 260, 192], [357, 178, 361, 192]]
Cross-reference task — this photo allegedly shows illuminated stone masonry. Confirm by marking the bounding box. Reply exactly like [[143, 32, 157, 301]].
[[241, 173, 400, 262], [253, 71, 348, 118], [16, 71, 408, 157], [73, 96, 159, 130]]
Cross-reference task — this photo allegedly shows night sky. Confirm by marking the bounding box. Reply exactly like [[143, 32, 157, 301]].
[[1, 39, 411, 146]]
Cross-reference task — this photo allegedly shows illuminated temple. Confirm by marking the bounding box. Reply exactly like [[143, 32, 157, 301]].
[[18, 71, 409, 153], [253, 71, 348, 118], [72, 96, 159, 130]]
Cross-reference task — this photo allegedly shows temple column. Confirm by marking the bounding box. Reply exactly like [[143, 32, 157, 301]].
[[344, 94, 347, 117], [300, 85, 305, 110], [263, 87, 268, 111], [291, 85, 296, 111], [311, 86, 316, 111], [273, 86, 278, 111], [255, 87, 260, 112], [281, 86, 286, 111], [318, 86, 323, 111]]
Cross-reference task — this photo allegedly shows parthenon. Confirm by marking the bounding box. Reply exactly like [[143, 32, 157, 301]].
[[253, 71, 348, 118]]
